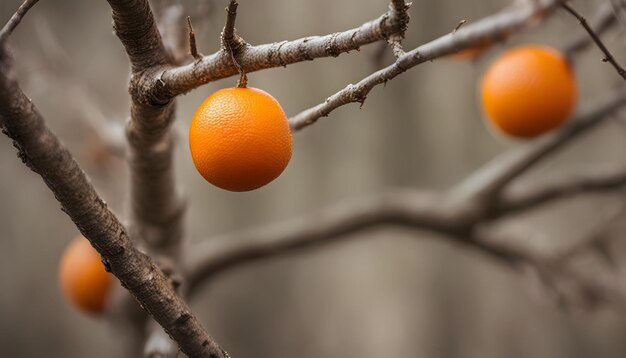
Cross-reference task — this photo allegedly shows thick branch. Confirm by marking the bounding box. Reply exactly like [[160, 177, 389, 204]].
[[105, 0, 185, 252], [289, 0, 562, 130], [0, 48, 225, 358], [125, 100, 186, 253], [450, 86, 626, 205], [158, 0, 411, 98], [561, 2, 626, 80], [184, 190, 469, 293], [107, 0, 170, 72]]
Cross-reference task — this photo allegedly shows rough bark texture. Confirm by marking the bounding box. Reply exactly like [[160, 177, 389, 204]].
[[157, 2, 412, 99], [0, 47, 226, 358]]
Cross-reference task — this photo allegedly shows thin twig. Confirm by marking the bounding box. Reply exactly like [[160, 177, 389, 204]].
[[454, 19, 467, 32], [221, 0, 246, 87], [0, 0, 39, 45], [553, 203, 625, 265], [450, 86, 626, 206], [561, 2, 626, 80], [564, 1, 618, 57], [497, 166, 626, 217], [187, 16, 202, 60], [289, 0, 563, 130]]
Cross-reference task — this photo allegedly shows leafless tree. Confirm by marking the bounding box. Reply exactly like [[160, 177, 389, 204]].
[[0, 0, 625, 357]]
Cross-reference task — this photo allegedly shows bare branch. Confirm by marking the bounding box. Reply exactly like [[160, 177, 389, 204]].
[[184, 190, 469, 293], [221, 0, 238, 48], [450, 86, 626, 206], [220, 0, 247, 87], [561, 2, 626, 80], [104, 0, 186, 251], [497, 166, 626, 216], [289, 0, 562, 130], [0, 48, 226, 358], [125, 101, 186, 253], [553, 204, 625, 265], [477, 221, 626, 309], [159, 0, 412, 97], [0, 0, 39, 45], [564, 1, 618, 57]]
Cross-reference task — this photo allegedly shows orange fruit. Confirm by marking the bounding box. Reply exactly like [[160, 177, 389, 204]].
[[59, 236, 113, 314], [481, 45, 577, 138], [189, 87, 293, 192]]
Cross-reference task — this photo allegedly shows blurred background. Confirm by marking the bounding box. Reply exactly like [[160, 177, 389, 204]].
[[1, 0, 626, 357]]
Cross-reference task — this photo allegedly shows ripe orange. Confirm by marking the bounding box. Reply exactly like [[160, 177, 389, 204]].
[[189, 87, 293, 192], [481, 45, 577, 138], [59, 236, 113, 314]]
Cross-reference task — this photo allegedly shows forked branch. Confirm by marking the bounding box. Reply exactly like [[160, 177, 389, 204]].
[[158, 0, 412, 98], [289, 0, 563, 130]]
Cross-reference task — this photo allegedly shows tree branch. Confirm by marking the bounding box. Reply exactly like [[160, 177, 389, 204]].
[[105, 0, 186, 252], [0, 47, 226, 358], [497, 166, 626, 216], [450, 86, 626, 206], [564, 1, 618, 57], [0, 0, 39, 45], [184, 170, 626, 299], [561, 2, 626, 80], [221, 0, 247, 87], [158, 0, 412, 98], [476, 210, 626, 309], [106, 0, 170, 72], [289, 0, 562, 130], [184, 190, 469, 293]]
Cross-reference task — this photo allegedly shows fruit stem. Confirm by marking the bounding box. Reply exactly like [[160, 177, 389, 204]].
[[236, 73, 247, 88]]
